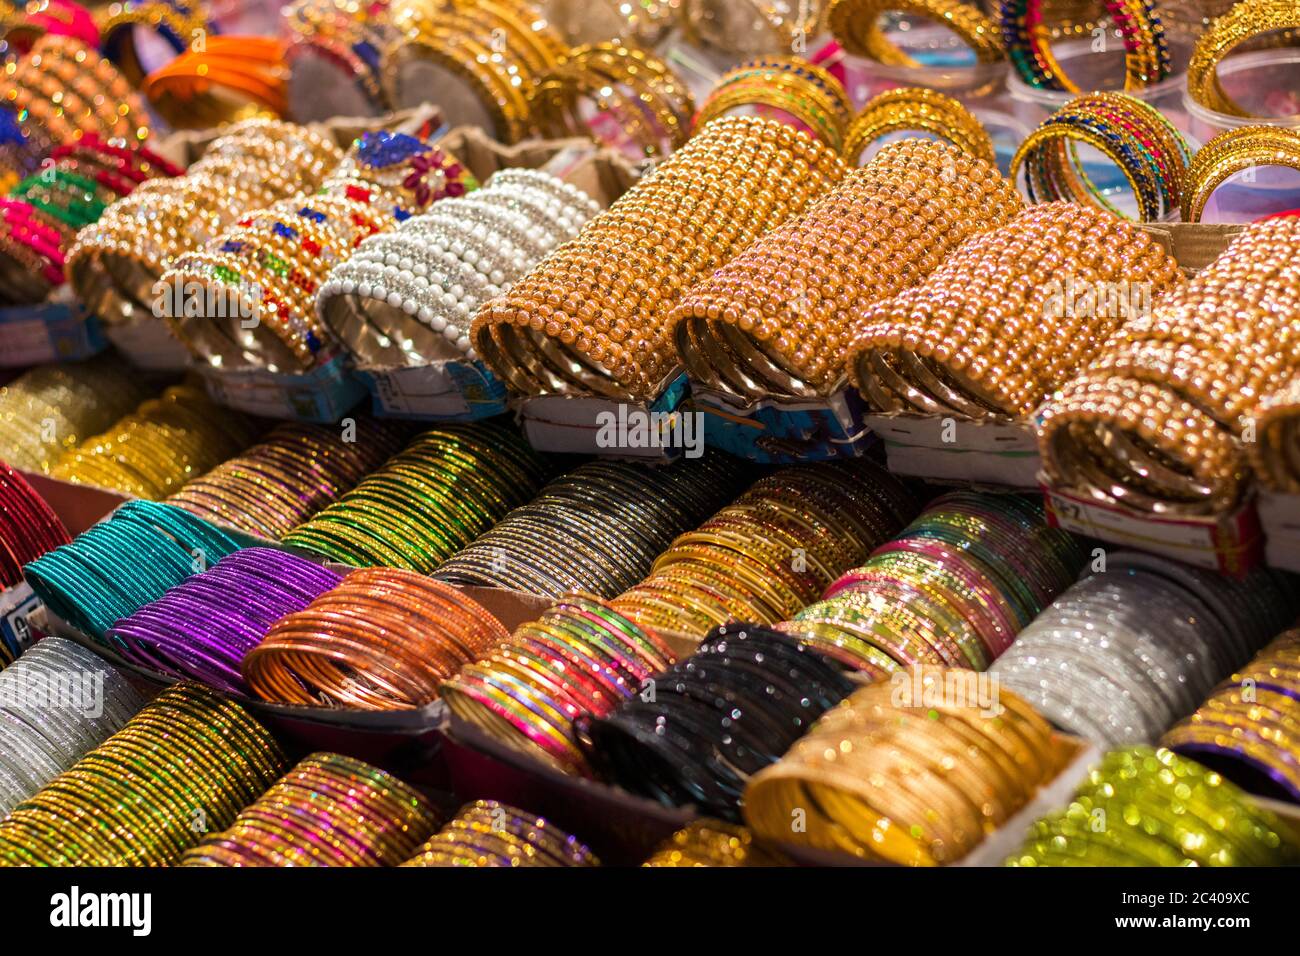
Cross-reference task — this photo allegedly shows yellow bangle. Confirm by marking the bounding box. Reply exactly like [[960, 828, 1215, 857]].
[[1187, 0, 1300, 117], [845, 86, 995, 165], [828, 0, 1006, 66], [1182, 125, 1300, 223]]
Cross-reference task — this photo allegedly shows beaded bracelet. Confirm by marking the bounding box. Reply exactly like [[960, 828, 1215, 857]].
[[1250, 377, 1300, 494], [51, 383, 262, 500], [0, 357, 152, 473], [844, 87, 996, 166], [317, 167, 597, 368], [182, 752, 440, 866], [402, 800, 599, 867], [433, 455, 747, 599], [781, 492, 1086, 675], [994, 553, 1297, 748], [1011, 92, 1191, 222], [243, 568, 508, 710], [576, 623, 857, 820], [0, 682, 287, 866], [671, 138, 1022, 401], [109, 548, 344, 695], [745, 667, 1071, 865], [1000, 0, 1170, 91], [472, 115, 847, 403], [0, 637, 144, 815], [1007, 746, 1300, 866], [693, 57, 852, 153], [847, 202, 1183, 419], [24, 500, 244, 639], [281, 423, 554, 572], [167, 418, 410, 539], [1039, 216, 1300, 515]]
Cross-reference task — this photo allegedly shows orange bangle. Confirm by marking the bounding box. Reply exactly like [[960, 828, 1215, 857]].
[[142, 36, 289, 126]]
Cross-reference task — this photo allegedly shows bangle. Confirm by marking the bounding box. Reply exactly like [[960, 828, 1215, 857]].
[[0, 460, 69, 596], [242, 568, 509, 710], [680, 0, 827, 56], [0, 682, 288, 866], [433, 455, 747, 599], [141, 35, 289, 128], [283, 0, 394, 119], [0, 357, 153, 473], [1182, 125, 1300, 223], [182, 752, 440, 866], [402, 800, 598, 867], [782, 492, 1086, 675], [546, 0, 677, 47], [643, 820, 788, 866], [671, 138, 1022, 401], [576, 623, 857, 821], [318, 167, 597, 367], [529, 42, 695, 159], [829, 0, 1006, 65], [0, 637, 144, 815], [281, 423, 553, 573], [1187, 0, 1300, 116], [845, 87, 995, 165], [167, 418, 410, 539], [1007, 746, 1300, 866], [1011, 92, 1191, 222], [995, 553, 1296, 748], [471, 115, 847, 403], [744, 667, 1069, 865], [693, 57, 852, 153], [1250, 377, 1300, 493], [1039, 215, 1300, 515], [5, 0, 101, 52], [1000, 0, 1170, 91], [98, 0, 212, 86], [847, 202, 1183, 419], [51, 383, 262, 500], [109, 548, 344, 695]]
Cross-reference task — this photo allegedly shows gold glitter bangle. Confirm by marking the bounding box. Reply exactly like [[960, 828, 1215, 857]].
[[1182, 125, 1300, 223], [1187, 0, 1300, 117], [845, 87, 995, 166], [829, 0, 1006, 66]]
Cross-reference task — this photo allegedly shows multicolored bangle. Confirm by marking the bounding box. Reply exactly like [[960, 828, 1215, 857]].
[[1001, 0, 1170, 91], [402, 800, 598, 867], [693, 57, 852, 154]]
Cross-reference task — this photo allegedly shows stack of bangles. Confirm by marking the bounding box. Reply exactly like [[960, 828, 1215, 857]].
[[242, 568, 509, 710], [1181, 126, 1300, 223], [141, 35, 289, 128], [281, 423, 552, 571], [1007, 746, 1300, 866], [1000, 0, 1170, 91], [163, 131, 476, 372], [108, 549, 344, 695], [471, 115, 847, 403], [1249, 375, 1300, 493], [743, 667, 1073, 866], [692, 57, 852, 154], [779, 492, 1086, 675], [576, 623, 857, 819], [671, 139, 1023, 402], [642, 820, 787, 866], [51, 383, 262, 500], [0, 358, 151, 472], [4, 0, 101, 54], [381, 0, 566, 144], [316, 167, 597, 367], [0, 683, 288, 867], [0, 138, 183, 301], [1163, 629, 1300, 803], [432, 455, 748, 599], [0, 637, 144, 815], [182, 753, 440, 866], [402, 800, 599, 867], [846, 203, 1184, 419], [0, 461, 70, 596], [0, 36, 150, 144], [1038, 216, 1300, 516], [282, 0, 394, 120], [66, 118, 342, 328], [1011, 92, 1191, 221], [23, 500, 245, 639], [1186, 0, 1300, 116], [993, 553, 1297, 747], [844, 87, 995, 166], [167, 418, 410, 539], [98, 0, 212, 86], [680, 0, 827, 55], [610, 460, 918, 641], [528, 43, 695, 160], [828, 0, 1007, 67]]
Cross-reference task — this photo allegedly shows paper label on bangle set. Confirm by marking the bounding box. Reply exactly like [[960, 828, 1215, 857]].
[[0, 303, 105, 367], [105, 319, 193, 372], [864, 413, 1041, 489], [0, 582, 41, 662], [197, 355, 368, 424], [691, 385, 877, 464], [1257, 488, 1300, 575], [519, 374, 692, 460], [358, 360, 509, 421]]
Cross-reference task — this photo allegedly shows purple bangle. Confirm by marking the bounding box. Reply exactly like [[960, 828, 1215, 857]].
[[109, 547, 343, 695]]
